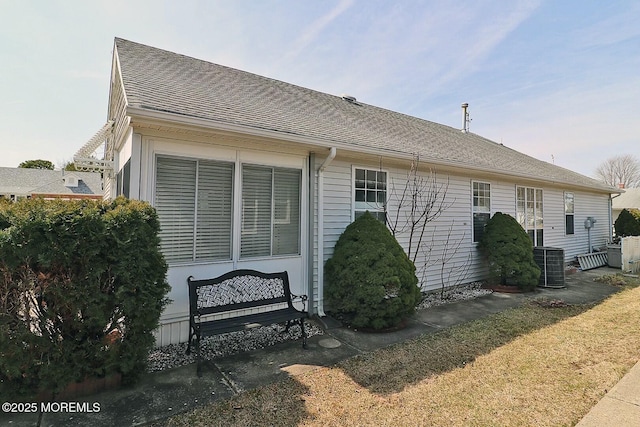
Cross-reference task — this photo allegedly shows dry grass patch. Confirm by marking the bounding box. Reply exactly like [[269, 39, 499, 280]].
[[159, 283, 640, 427]]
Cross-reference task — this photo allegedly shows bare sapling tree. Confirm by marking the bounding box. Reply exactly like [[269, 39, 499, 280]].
[[385, 155, 471, 295], [437, 221, 472, 298], [594, 154, 640, 188], [386, 155, 453, 264]]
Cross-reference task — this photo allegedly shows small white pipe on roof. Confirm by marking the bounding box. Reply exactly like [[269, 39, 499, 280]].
[[461, 103, 469, 133]]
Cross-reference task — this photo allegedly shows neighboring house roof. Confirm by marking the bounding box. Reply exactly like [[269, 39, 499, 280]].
[[114, 37, 617, 194], [0, 167, 102, 198], [612, 188, 640, 211]]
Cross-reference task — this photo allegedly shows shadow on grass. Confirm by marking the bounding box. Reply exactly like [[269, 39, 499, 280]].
[[336, 302, 593, 395], [156, 376, 311, 427]]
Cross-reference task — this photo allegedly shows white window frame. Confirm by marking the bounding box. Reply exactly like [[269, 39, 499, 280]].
[[516, 185, 544, 246], [472, 180, 491, 243], [240, 164, 302, 259], [241, 199, 260, 235], [152, 147, 304, 266], [352, 166, 388, 222], [154, 155, 235, 265], [564, 192, 575, 235], [274, 200, 291, 225]]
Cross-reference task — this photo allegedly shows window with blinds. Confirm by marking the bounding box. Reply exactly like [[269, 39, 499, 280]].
[[155, 156, 234, 264], [196, 160, 234, 260], [241, 165, 301, 257]]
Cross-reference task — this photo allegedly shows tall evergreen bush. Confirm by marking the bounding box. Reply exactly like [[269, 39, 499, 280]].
[[478, 212, 540, 291], [614, 208, 640, 237], [0, 197, 170, 400], [325, 212, 420, 330]]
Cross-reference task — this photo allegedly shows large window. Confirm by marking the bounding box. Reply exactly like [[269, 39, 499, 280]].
[[354, 168, 387, 222], [241, 165, 301, 258], [516, 186, 543, 246], [156, 157, 302, 264], [565, 192, 575, 235], [472, 181, 491, 242], [155, 157, 234, 263]]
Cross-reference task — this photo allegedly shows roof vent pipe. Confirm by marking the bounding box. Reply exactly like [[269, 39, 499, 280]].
[[341, 94, 357, 103], [461, 103, 470, 133]]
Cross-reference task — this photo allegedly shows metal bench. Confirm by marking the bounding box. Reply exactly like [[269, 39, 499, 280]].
[[186, 269, 308, 375]]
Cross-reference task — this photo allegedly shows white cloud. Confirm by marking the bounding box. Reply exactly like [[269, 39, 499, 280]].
[[283, 0, 355, 62]]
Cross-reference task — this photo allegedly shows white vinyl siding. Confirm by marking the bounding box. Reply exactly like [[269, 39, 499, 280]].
[[321, 160, 353, 263], [155, 156, 234, 263], [544, 190, 610, 261], [241, 165, 302, 258]]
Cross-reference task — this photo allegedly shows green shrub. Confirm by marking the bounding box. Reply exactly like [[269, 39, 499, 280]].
[[614, 208, 640, 237], [478, 212, 540, 291], [325, 212, 420, 330], [0, 197, 170, 400]]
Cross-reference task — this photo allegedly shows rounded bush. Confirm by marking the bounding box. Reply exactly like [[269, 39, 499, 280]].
[[614, 208, 640, 237], [478, 212, 540, 291], [325, 212, 420, 330]]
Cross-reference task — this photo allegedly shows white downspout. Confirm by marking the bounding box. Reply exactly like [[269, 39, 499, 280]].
[[609, 192, 621, 242], [316, 147, 336, 317]]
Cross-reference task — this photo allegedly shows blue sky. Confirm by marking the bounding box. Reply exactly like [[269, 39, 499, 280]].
[[1, 0, 638, 178]]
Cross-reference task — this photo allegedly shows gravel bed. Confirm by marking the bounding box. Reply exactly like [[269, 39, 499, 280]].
[[147, 322, 324, 373], [417, 281, 492, 310], [148, 283, 490, 373]]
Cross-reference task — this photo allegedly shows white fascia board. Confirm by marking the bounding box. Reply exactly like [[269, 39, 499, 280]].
[[111, 44, 128, 108], [125, 105, 411, 159], [125, 106, 619, 195]]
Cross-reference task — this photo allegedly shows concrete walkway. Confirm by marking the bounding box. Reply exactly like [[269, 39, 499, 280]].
[[2, 267, 638, 426], [575, 360, 640, 427]]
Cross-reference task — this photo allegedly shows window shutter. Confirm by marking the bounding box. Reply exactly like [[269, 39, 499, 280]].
[[155, 157, 197, 263], [273, 168, 301, 255], [196, 160, 234, 260], [241, 165, 272, 257]]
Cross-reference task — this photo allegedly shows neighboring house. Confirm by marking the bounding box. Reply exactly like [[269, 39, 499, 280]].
[[612, 187, 640, 226], [0, 167, 102, 201], [76, 38, 620, 345]]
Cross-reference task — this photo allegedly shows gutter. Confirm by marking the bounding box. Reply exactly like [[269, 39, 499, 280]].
[[307, 153, 315, 315], [125, 106, 618, 195], [609, 191, 623, 242], [316, 147, 336, 317]]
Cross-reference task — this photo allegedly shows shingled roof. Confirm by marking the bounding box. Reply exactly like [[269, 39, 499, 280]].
[[0, 168, 102, 198], [613, 188, 640, 210], [114, 38, 615, 193]]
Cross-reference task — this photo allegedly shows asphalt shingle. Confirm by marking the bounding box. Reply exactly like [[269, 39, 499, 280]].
[[114, 38, 615, 193], [0, 168, 102, 197]]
